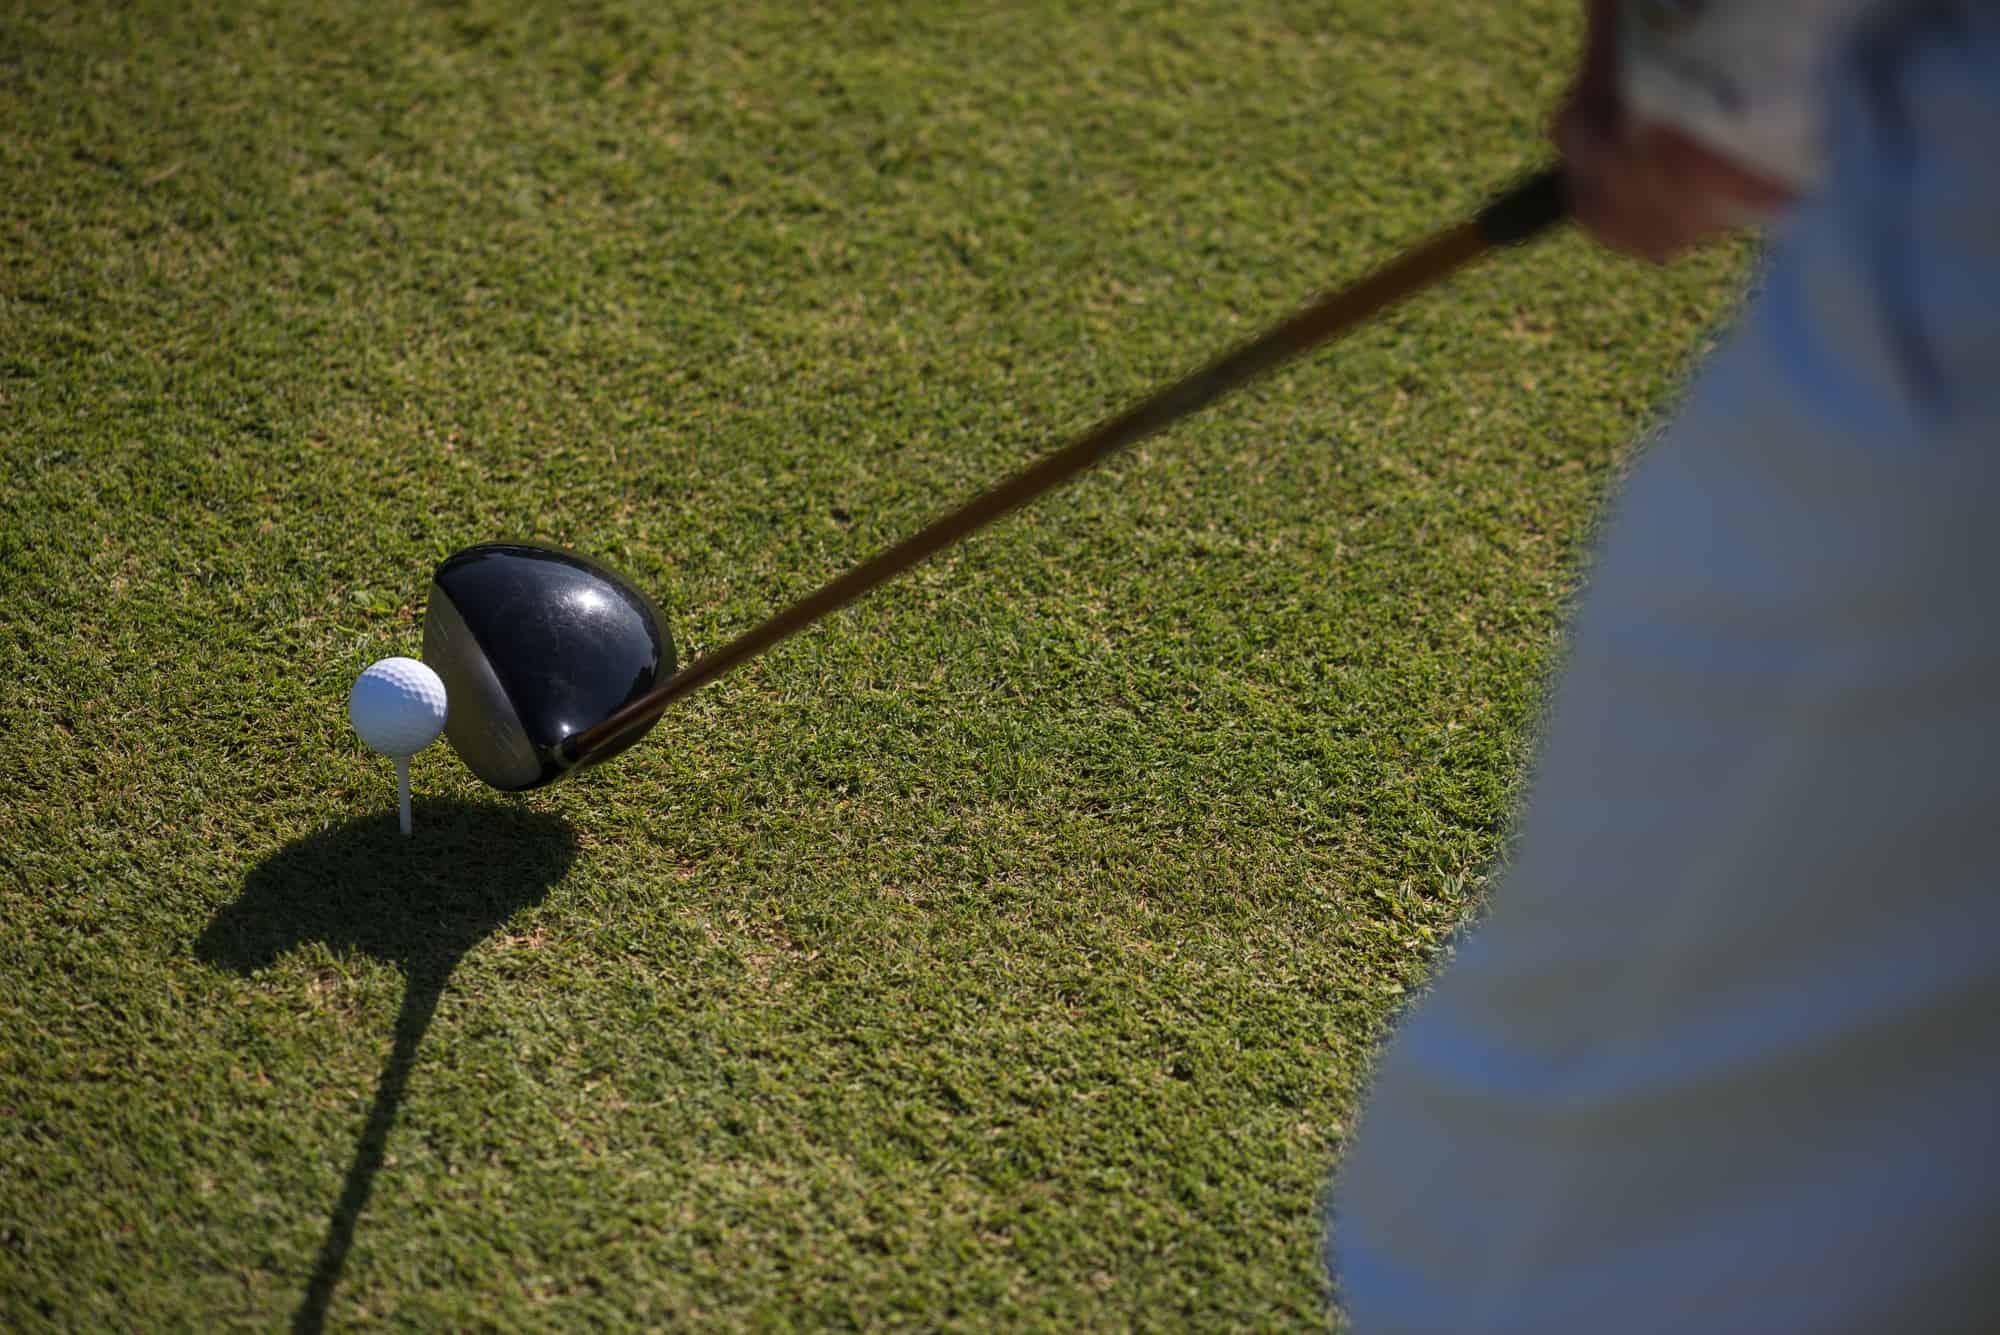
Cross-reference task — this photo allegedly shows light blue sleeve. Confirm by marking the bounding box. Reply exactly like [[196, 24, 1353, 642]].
[[1329, 6, 2000, 1331]]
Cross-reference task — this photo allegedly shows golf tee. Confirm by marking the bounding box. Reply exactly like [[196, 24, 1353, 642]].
[[396, 756, 412, 836]]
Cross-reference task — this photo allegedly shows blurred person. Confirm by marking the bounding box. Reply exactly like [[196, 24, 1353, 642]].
[[1329, 1, 2000, 1329]]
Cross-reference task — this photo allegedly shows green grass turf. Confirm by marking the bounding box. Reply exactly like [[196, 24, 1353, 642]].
[[1, 1, 1749, 1327]]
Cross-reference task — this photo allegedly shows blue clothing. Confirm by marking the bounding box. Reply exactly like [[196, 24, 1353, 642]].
[[1331, 6, 2000, 1330]]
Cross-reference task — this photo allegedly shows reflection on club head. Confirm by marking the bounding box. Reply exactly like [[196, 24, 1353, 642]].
[[423, 543, 673, 792]]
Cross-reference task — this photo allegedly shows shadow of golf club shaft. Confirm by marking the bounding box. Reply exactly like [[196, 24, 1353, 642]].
[[292, 967, 447, 1335]]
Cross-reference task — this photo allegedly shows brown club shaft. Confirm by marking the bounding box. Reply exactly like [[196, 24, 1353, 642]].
[[561, 168, 1565, 770]]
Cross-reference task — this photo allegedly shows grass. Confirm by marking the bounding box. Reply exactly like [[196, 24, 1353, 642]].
[[1, 1, 1746, 1328]]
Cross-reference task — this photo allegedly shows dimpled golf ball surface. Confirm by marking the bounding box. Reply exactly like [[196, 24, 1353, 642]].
[[349, 657, 449, 757]]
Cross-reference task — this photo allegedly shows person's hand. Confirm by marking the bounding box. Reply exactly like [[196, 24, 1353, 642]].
[[1555, 0, 1797, 262]]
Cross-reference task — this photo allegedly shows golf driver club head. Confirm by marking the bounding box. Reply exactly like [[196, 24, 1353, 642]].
[[422, 543, 674, 790]]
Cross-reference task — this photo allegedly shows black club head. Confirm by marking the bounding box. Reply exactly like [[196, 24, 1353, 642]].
[[422, 543, 674, 790]]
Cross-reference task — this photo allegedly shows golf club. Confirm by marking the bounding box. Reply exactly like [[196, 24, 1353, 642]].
[[426, 166, 1568, 791]]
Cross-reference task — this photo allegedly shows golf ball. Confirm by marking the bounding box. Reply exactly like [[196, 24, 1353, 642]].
[[348, 656, 448, 758]]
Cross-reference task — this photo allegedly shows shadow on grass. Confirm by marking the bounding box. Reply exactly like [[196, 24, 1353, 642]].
[[196, 799, 578, 1335]]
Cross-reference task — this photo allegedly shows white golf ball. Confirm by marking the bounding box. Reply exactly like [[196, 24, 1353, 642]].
[[348, 657, 448, 758]]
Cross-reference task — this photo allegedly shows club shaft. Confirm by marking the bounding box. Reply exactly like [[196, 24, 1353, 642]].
[[561, 168, 1566, 769]]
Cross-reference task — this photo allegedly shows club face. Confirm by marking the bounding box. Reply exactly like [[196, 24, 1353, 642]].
[[422, 543, 674, 790]]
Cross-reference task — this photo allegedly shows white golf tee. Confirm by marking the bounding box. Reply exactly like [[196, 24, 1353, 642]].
[[396, 755, 413, 836]]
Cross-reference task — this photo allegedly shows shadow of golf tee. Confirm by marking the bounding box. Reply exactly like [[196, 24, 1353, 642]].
[[195, 800, 578, 1335]]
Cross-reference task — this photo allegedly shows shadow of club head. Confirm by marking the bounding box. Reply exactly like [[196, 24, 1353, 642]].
[[195, 799, 580, 980]]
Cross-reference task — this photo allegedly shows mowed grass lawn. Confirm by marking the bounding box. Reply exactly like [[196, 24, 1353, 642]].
[[1, 1, 1747, 1328]]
